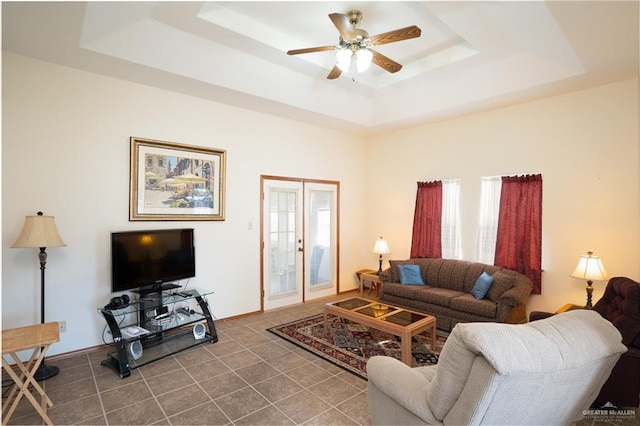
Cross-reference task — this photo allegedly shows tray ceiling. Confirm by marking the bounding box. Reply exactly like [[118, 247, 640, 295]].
[[3, 1, 638, 135]]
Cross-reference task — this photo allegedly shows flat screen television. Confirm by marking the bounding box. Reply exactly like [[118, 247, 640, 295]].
[[111, 228, 195, 293]]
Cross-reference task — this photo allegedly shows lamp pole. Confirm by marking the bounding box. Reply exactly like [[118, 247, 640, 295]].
[[38, 247, 47, 324]]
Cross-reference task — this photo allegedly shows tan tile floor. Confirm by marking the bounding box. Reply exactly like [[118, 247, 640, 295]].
[[3, 294, 372, 425], [4, 291, 638, 425]]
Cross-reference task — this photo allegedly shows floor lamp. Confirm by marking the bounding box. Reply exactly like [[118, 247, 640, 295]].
[[11, 211, 67, 381]]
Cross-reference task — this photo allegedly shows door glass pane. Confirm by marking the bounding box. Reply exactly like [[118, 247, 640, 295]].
[[309, 190, 332, 288], [269, 188, 297, 297]]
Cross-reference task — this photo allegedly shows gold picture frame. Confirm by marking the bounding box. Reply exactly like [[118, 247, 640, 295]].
[[129, 137, 226, 221]]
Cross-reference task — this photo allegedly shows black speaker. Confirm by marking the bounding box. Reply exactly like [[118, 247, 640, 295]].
[[104, 294, 130, 310]]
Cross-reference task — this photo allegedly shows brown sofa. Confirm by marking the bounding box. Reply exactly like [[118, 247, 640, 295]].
[[379, 258, 533, 331]]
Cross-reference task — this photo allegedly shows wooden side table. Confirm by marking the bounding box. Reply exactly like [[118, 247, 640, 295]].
[[355, 269, 377, 296], [2, 322, 60, 426], [359, 271, 383, 297], [556, 303, 585, 313]]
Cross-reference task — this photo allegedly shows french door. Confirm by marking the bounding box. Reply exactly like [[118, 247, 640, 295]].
[[261, 177, 339, 311]]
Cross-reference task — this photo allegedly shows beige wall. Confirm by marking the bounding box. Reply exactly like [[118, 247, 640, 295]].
[[1, 53, 369, 355], [367, 78, 639, 313], [2, 51, 638, 356]]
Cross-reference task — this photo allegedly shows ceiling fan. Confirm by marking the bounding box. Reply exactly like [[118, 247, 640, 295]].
[[287, 10, 421, 80]]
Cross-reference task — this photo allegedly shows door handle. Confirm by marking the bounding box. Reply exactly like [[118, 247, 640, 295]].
[[298, 247, 304, 252]]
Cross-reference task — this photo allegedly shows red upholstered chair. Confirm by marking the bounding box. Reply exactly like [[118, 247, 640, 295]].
[[591, 276, 640, 408]]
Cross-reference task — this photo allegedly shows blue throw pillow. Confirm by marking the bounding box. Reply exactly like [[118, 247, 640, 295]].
[[471, 272, 494, 299], [398, 264, 425, 285]]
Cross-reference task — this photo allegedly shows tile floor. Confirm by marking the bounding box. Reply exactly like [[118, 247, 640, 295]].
[[3, 295, 372, 425], [4, 292, 639, 425]]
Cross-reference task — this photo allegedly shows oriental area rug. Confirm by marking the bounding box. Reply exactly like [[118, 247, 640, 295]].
[[267, 314, 448, 379]]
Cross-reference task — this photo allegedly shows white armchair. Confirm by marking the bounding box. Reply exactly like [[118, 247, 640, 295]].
[[367, 310, 626, 425]]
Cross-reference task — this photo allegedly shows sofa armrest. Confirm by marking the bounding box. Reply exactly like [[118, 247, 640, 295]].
[[367, 356, 440, 424], [497, 280, 531, 307], [379, 268, 393, 283]]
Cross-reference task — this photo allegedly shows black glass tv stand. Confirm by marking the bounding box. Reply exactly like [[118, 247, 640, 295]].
[[135, 282, 182, 295], [99, 288, 217, 378]]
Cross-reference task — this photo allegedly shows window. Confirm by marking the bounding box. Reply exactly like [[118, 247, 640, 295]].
[[441, 179, 461, 259], [475, 176, 501, 264]]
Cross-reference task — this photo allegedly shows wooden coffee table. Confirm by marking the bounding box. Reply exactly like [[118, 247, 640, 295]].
[[324, 297, 436, 366]]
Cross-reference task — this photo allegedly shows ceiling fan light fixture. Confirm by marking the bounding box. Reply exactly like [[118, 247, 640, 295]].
[[336, 48, 352, 72], [336, 47, 372, 74], [289, 10, 421, 80], [356, 48, 373, 72]]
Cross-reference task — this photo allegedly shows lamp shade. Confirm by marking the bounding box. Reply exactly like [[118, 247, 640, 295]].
[[336, 48, 352, 72], [336, 47, 373, 73], [372, 237, 391, 255], [355, 49, 373, 72], [570, 251, 609, 282], [11, 214, 67, 248]]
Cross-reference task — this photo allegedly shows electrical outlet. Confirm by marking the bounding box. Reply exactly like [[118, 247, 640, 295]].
[[59, 321, 66, 333]]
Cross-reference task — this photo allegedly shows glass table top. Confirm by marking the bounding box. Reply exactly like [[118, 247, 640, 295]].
[[328, 297, 430, 325], [333, 298, 371, 310]]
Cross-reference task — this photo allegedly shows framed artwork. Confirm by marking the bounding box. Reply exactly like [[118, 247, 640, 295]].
[[129, 137, 226, 221]]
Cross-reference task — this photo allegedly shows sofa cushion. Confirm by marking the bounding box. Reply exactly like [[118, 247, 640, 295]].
[[470, 272, 494, 299], [451, 294, 498, 318], [423, 258, 446, 287], [428, 259, 471, 292], [383, 282, 429, 300], [398, 265, 425, 285], [487, 270, 516, 302], [414, 287, 465, 307], [462, 263, 488, 292], [413, 258, 438, 274], [388, 259, 419, 283]]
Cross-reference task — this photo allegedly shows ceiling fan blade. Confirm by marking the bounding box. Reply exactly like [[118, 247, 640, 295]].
[[372, 50, 403, 73], [327, 65, 342, 80], [287, 45, 336, 55], [329, 13, 356, 39], [369, 25, 421, 46]]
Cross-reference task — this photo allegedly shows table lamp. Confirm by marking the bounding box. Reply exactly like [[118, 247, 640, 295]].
[[570, 251, 609, 308], [372, 237, 391, 275], [11, 211, 67, 380]]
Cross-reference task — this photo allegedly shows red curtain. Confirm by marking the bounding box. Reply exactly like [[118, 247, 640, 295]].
[[410, 181, 442, 258], [495, 174, 543, 294]]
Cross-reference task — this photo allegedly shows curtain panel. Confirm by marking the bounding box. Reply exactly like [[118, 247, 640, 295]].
[[495, 174, 543, 294], [410, 181, 443, 258]]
